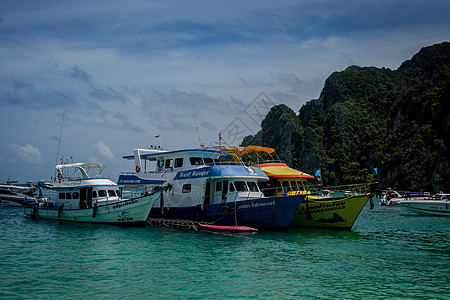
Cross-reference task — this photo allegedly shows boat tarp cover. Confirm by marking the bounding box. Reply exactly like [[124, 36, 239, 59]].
[[259, 163, 314, 179]]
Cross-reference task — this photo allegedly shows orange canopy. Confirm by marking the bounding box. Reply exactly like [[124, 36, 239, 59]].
[[220, 146, 275, 156]]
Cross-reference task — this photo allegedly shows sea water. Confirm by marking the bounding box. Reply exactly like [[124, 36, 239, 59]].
[[0, 198, 449, 299]]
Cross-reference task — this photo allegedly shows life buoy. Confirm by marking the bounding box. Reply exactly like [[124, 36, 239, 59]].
[[136, 165, 141, 173], [58, 172, 63, 182], [221, 205, 230, 216]]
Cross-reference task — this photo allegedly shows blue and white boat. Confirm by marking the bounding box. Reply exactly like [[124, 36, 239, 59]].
[[24, 162, 163, 224], [400, 194, 450, 216], [118, 148, 305, 229]]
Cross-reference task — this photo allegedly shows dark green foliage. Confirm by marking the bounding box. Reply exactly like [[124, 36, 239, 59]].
[[242, 42, 450, 192]]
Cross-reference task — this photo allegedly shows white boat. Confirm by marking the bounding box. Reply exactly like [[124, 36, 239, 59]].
[[0, 184, 41, 207], [400, 194, 450, 216], [118, 148, 305, 229], [380, 190, 428, 206], [24, 163, 163, 224]]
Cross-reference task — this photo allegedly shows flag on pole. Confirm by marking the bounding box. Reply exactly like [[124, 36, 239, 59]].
[[160, 170, 165, 177], [155, 134, 160, 138]]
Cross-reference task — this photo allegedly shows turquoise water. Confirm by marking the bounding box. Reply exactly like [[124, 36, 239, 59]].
[[1, 198, 449, 299]]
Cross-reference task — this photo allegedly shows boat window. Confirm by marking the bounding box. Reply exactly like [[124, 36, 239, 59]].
[[157, 159, 164, 169], [165, 159, 173, 169], [98, 190, 107, 197], [247, 182, 259, 192], [116, 190, 121, 197], [298, 181, 306, 191], [72, 192, 79, 199], [216, 181, 222, 192], [66, 193, 72, 199], [92, 190, 97, 198], [282, 181, 291, 191], [234, 181, 249, 192], [59, 193, 65, 200], [276, 181, 282, 192], [190, 157, 203, 165], [204, 158, 214, 166], [290, 181, 299, 191], [229, 183, 235, 192], [174, 158, 183, 168], [182, 184, 191, 193], [108, 190, 115, 197]]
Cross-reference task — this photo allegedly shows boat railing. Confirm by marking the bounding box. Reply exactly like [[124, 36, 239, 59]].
[[305, 182, 377, 198]]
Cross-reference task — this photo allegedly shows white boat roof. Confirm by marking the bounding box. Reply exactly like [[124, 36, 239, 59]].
[[123, 148, 226, 160], [55, 163, 105, 170], [55, 163, 105, 179]]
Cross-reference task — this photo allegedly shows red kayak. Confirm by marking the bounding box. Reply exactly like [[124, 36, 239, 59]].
[[199, 224, 258, 232]]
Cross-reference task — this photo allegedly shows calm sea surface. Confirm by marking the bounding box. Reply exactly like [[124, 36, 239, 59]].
[[1, 197, 449, 299]]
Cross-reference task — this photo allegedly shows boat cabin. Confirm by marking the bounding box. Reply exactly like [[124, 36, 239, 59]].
[[51, 163, 123, 209], [120, 148, 268, 208]]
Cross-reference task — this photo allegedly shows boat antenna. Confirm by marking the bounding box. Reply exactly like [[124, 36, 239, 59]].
[[147, 97, 163, 149], [192, 105, 203, 148], [55, 111, 64, 165], [54, 111, 64, 180]]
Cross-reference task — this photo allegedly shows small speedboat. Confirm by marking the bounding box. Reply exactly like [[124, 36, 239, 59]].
[[0, 184, 41, 207], [380, 190, 428, 206], [400, 194, 449, 216], [24, 162, 163, 224]]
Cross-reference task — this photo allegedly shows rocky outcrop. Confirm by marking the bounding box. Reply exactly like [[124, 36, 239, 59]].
[[241, 42, 450, 192]]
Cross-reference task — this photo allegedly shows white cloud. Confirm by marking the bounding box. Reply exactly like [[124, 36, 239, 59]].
[[95, 141, 115, 160], [8, 144, 44, 164]]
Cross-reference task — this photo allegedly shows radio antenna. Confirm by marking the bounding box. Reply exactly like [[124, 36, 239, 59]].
[[147, 97, 163, 149], [55, 111, 64, 165], [192, 105, 203, 148]]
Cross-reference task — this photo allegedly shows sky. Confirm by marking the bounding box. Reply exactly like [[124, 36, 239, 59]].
[[1, 0, 449, 183]]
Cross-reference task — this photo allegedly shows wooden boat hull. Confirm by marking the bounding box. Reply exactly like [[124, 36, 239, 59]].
[[150, 194, 305, 229], [290, 194, 369, 230], [24, 191, 161, 224]]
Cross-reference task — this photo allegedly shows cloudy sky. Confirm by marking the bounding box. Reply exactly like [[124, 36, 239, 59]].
[[1, 0, 449, 183]]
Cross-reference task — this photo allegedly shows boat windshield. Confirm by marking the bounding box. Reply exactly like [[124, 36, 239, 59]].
[[247, 181, 259, 192], [290, 181, 299, 191], [234, 181, 249, 192]]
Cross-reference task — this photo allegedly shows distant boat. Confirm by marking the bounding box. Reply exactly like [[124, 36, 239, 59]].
[[221, 146, 375, 230], [0, 184, 41, 207], [380, 190, 429, 206], [24, 162, 163, 224], [400, 194, 450, 216]]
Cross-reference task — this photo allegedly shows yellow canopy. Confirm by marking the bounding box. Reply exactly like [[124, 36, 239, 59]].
[[259, 163, 314, 179]]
